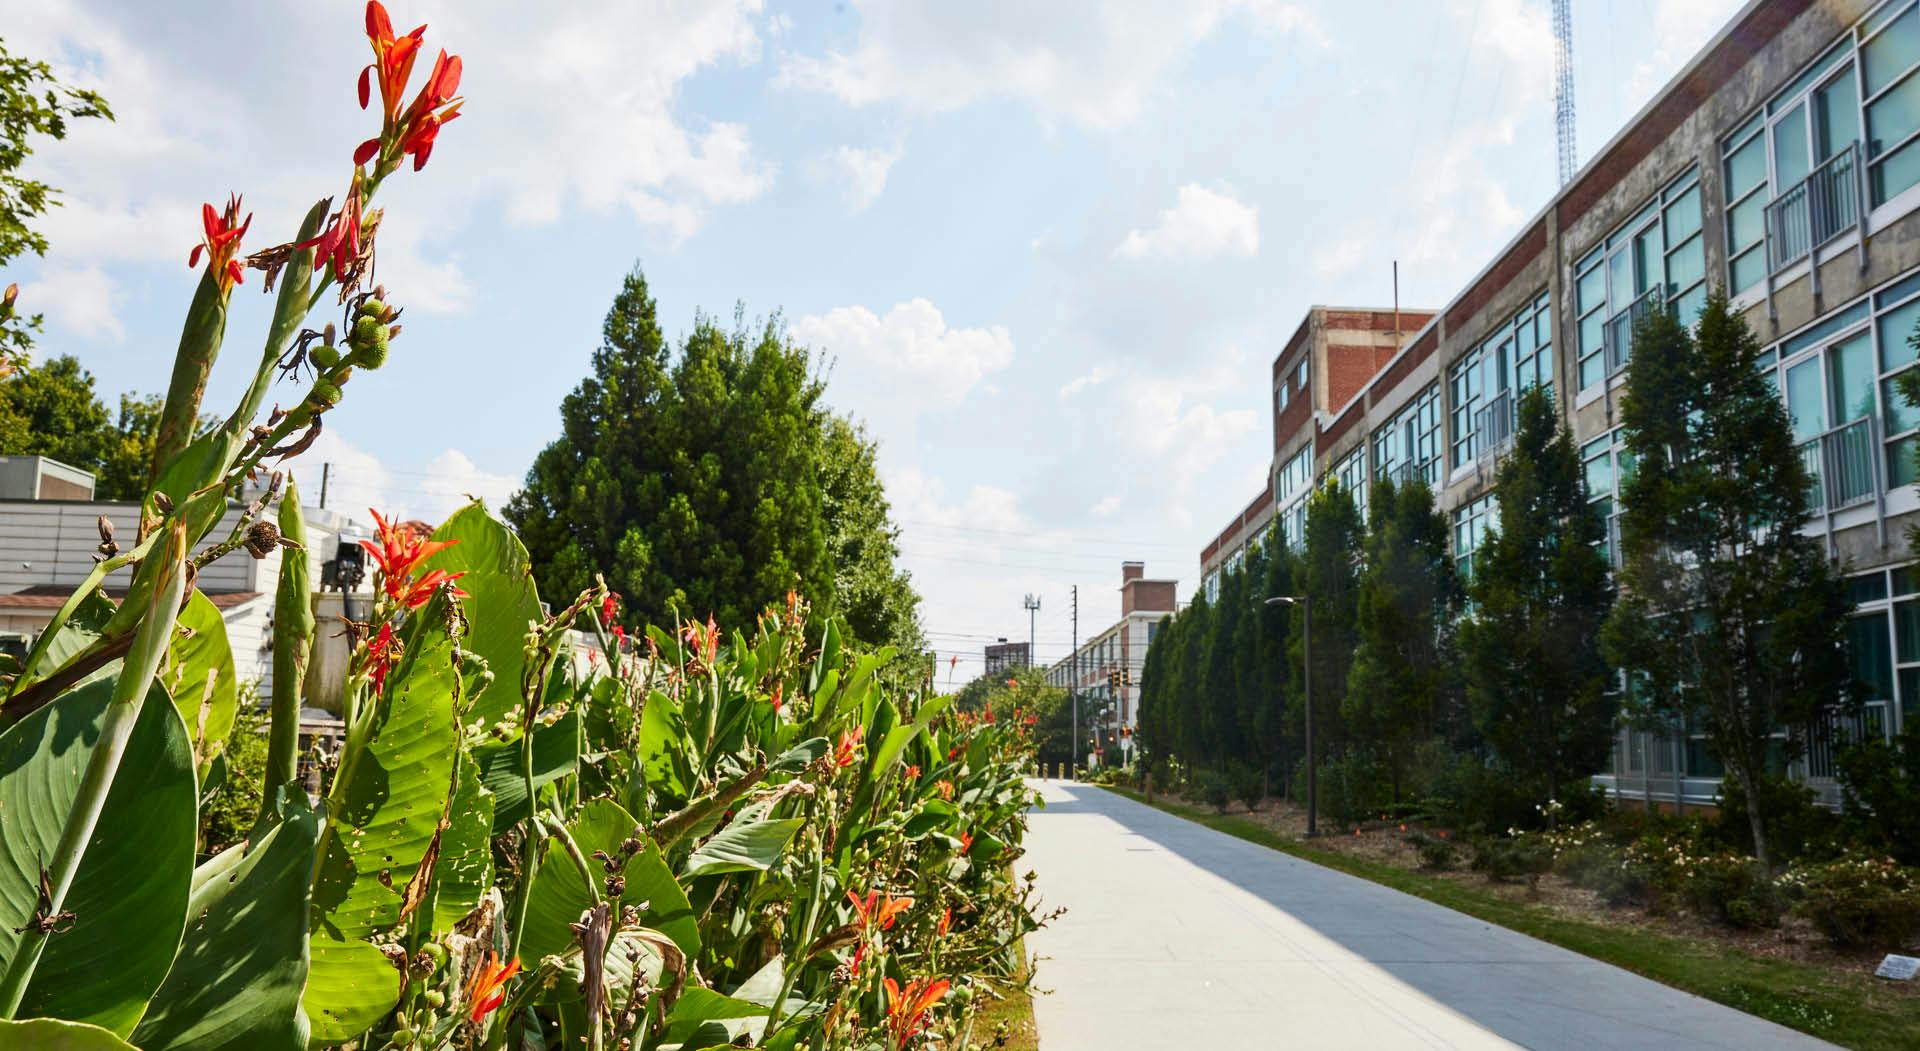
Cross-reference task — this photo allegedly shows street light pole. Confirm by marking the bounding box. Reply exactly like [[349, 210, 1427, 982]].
[[1266, 594, 1315, 837], [1022, 593, 1041, 670]]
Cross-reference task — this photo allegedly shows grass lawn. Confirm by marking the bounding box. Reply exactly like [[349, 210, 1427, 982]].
[[1102, 785, 1920, 1051], [967, 934, 1040, 1051]]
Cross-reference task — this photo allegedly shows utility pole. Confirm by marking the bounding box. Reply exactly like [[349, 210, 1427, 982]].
[[1070, 585, 1079, 774], [1022, 593, 1041, 670], [319, 462, 331, 509], [1266, 594, 1315, 836]]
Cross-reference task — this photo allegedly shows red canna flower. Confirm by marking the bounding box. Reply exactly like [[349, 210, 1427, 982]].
[[850, 940, 868, 978], [611, 624, 626, 649], [602, 592, 619, 625], [360, 1, 426, 124], [770, 682, 784, 714], [299, 191, 362, 282], [834, 726, 863, 767], [903, 764, 920, 779], [935, 779, 954, 801], [938, 906, 952, 938], [463, 951, 520, 1022], [847, 888, 913, 932], [355, 4, 462, 172], [188, 196, 252, 292], [398, 49, 463, 171], [366, 622, 397, 695], [360, 509, 467, 610], [1024, 714, 1038, 726], [958, 832, 974, 854], [884, 976, 950, 1049]]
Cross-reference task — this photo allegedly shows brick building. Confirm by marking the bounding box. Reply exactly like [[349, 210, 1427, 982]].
[[1045, 562, 1178, 758], [1198, 0, 1920, 808]]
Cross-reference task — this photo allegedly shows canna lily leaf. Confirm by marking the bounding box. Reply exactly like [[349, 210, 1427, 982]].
[[681, 813, 803, 879], [429, 752, 494, 931], [418, 502, 544, 725], [474, 708, 576, 834], [0, 678, 195, 1037], [522, 799, 700, 966], [0, 1018, 141, 1050], [163, 589, 237, 771], [132, 786, 321, 1051], [303, 597, 462, 1044]]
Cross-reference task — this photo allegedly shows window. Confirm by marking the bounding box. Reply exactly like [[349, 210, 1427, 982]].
[[1449, 293, 1552, 468], [1276, 445, 1313, 504], [1297, 357, 1310, 389], [1452, 492, 1498, 580], [1278, 494, 1309, 552], [1372, 383, 1443, 487], [1576, 170, 1705, 388], [1723, 4, 1920, 297], [1334, 446, 1368, 522], [1759, 272, 1920, 511], [1277, 383, 1290, 412], [1581, 430, 1637, 566]]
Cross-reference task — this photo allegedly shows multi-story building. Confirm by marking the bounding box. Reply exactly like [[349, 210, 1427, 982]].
[[983, 639, 1031, 675], [1199, 306, 1437, 599], [1199, 0, 1920, 808], [1044, 562, 1177, 760]]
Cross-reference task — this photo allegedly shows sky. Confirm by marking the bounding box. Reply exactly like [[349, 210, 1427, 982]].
[[6, 0, 1744, 679]]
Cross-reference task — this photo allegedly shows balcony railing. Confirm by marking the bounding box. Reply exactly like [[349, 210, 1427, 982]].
[[1474, 389, 1515, 462], [1798, 415, 1877, 514], [1765, 141, 1862, 277], [1602, 286, 1664, 377]]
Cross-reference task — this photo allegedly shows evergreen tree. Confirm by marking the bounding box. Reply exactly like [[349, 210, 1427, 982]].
[[1347, 477, 1462, 800], [1292, 483, 1363, 761], [507, 266, 922, 648], [0, 355, 183, 499], [1203, 555, 1249, 766], [1601, 294, 1854, 865], [1246, 532, 1300, 794], [1458, 386, 1615, 820]]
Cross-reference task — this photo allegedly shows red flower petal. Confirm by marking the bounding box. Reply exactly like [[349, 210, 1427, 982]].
[[366, 1, 392, 42], [354, 138, 381, 166], [201, 202, 219, 239], [358, 66, 372, 109], [188, 244, 204, 268]]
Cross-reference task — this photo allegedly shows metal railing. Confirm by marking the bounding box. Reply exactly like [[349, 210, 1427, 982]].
[[1474, 389, 1515, 461], [1602, 286, 1664, 377], [1797, 415, 1877, 514], [1765, 141, 1862, 276], [1606, 510, 1623, 570]]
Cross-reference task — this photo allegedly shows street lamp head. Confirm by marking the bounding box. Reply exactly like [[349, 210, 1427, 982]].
[[1264, 595, 1302, 607]]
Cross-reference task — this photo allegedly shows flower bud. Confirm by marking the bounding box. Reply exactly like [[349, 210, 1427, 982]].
[[310, 345, 342, 369], [353, 315, 382, 344], [353, 338, 389, 369], [307, 379, 341, 410], [360, 297, 387, 318]]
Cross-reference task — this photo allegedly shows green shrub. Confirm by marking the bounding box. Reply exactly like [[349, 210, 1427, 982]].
[[1837, 730, 1920, 867], [1676, 852, 1785, 929], [1420, 751, 1538, 833], [1470, 835, 1553, 883], [1712, 774, 1835, 862], [1784, 854, 1920, 950], [1296, 747, 1389, 826], [1404, 829, 1459, 871], [1192, 769, 1233, 812], [1228, 760, 1265, 812]]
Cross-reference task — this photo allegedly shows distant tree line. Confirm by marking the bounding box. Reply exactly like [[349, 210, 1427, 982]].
[[1138, 295, 1862, 854]]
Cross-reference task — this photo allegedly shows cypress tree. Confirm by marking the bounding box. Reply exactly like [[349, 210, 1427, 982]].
[[1458, 385, 1615, 822], [1292, 482, 1363, 762], [1602, 294, 1854, 865]]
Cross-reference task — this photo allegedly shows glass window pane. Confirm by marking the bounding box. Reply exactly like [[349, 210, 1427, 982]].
[[1580, 309, 1603, 353], [1885, 372, 1920, 434], [1891, 433, 1920, 487], [1854, 612, 1897, 700], [1866, 3, 1920, 97], [1686, 739, 1725, 777], [1667, 234, 1705, 294], [1830, 333, 1876, 423], [1585, 450, 1613, 497], [1899, 599, 1920, 663], [1726, 134, 1767, 196], [1580, 351, 1603, 389], [1674, 283, 1708, 328], [1815, 68, 1860, 161], [1732, 245, 1767, 291], [1663, 184, 1702, 243], [1872, 135, 1920, 205], [1880, 298, 1920, 370], [1775, 104, 1812, 188], [1729, 193, 1766, 252], [1577, 265, 1605, 313], [1609, 249, 1634, 311], [1786, 357, 1826, 440], [1868, 70, 1920, 159]]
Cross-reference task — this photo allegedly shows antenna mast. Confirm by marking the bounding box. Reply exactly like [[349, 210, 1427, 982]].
[[1553, 0, 1576, 186]]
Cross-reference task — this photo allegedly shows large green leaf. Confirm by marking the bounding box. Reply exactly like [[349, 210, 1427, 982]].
[[13, 588, 118, 694], [0, 678, 195, 1036], [132, 788, 320, 1051], [522, 799, 699, 965], [430, 753, 493, 931], [304, 604, 461, 1044], [164, 589, 237, 767], [474, 709, 577, 834], [637, 689, 696, 807], [0, 1019, 140, 1050], [420, 503, 543, 725], [681, 815, 803, 879]]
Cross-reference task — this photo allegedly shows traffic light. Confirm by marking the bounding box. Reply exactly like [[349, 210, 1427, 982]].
[[1121, 668, 1133, 687], [1107, 669, 1121, 691]]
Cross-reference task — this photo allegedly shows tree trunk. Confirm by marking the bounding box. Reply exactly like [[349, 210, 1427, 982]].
[[1736, 764, 1771, 868]]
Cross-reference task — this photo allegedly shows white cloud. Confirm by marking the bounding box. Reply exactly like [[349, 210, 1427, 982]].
[[1115, 378, 1257, 473], [1115, 184, 1258, 261], [830, 144, 902, 209], [1089, 494, 1122, 517], [779, 0, 1322, 129], [793, 298, 1014, 403], [1057, 366, 1111, 398], [21, 266, 123, 341], [300, 430, 513, 527]]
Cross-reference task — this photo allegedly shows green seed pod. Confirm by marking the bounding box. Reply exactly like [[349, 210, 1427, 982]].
[[391, 1030, 415, 1047], [423, 990, 445, 1008], [310, 345, 341, 369], [422, 943, 447, 967], [353, 315, 382, 344], [353, 338, 389, 369], [308, 379, 341, 410], [360, 298, 387, 319]]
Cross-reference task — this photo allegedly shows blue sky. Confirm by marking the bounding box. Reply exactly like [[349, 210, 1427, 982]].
[[8, 0, 1741, 674]]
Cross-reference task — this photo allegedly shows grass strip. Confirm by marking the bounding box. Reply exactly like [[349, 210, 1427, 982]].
[[1101, 785, 1919, 1051]]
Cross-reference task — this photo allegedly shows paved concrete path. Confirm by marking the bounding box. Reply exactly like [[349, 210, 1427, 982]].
[[1021, 780, 1837, 1051]]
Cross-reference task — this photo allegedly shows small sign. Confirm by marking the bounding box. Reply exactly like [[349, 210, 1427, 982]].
[[1876, 954, 1920, 981]]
